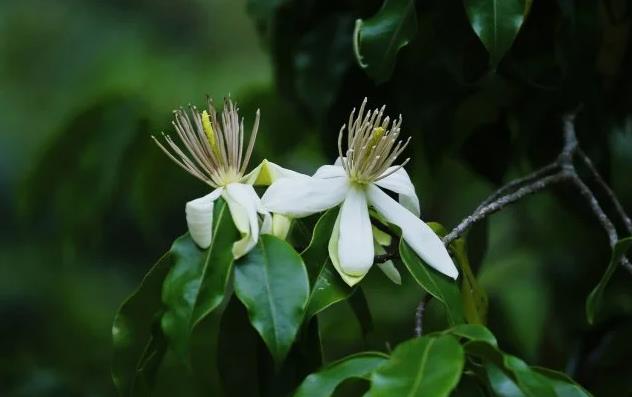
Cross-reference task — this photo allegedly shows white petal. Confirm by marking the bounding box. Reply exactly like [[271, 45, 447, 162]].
[[338, 187, 374, 276], [223, 183, 261, 259], [334, 157, 345, 166], [375, 167, 420, 216], [366, 184, 458, 279], [185, 188, 223, 249], [241, 159, 307, 186], [313, 164, 346, 179], [375, 241, 401, 285], [261, 176, 349, 218], [328, 210, 366, 287]]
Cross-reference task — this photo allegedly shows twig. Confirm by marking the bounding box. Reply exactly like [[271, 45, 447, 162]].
[[442, 172, 572, 245], [414, 296, 429, 337], [577, 148, 632, 234]]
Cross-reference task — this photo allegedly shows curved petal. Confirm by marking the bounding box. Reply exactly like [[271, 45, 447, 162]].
[[375, 167, 420, 216], [366, 184, 458, 279], [313, 164, 346, 179], [375, 241, 401, 285], [338, 187, 374, 276], [328, 210, 366, 287], [223, 183, 261, 259], [185, 188, 223, 248], [241, 159, 308, 186], [271, 214, 292, 239], [261, 176, 349, 218]]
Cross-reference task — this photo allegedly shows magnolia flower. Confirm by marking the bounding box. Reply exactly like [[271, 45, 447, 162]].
[[262, 99, 458, 285], [153, 97, 293, 258]]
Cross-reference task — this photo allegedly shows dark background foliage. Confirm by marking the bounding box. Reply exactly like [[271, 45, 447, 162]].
[[1, 0, 631, 396]]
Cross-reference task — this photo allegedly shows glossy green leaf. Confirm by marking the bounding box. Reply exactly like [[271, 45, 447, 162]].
[[354, 0, 417, 83], [451, 238, 488, 324], [463, 0, 527, 66], [445, 324, 497, 346], [348, 288, 373, 339], [294, 352, 388, 397], [532, 367, 593, 397], [486, 362, 526, 397], [586, 237, 632, 324], [161, 198, 239, 359], [234, 234, 310, 365], [303, 209, 355, 318], [465, 342, 556, 397], [112, 253, 171, 396], [366, 335, 465, 397], [400, 239, 465, 325]]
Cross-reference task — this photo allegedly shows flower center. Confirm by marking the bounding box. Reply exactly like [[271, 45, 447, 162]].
[[339, 98, 410, 184]]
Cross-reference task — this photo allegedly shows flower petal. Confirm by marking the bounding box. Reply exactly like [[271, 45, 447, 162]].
[[185, 188, 223, 248], [366, 184, 458, 279], [313, 164, 346, 179], [241, 159, 307, 186], [328, 210, 366, 287], [272, 214, 292, 239], [223, 183, 261, 259], [375, 167, 420, 216], [338, 187, 374, 276], [261, 176, 349, 218]]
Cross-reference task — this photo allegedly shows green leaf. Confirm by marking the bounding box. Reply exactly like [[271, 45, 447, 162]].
[[354, 0, 417, 83], [486, 362, 526, 397], [463, 0, 527, 66], [451, 238, 488, 324], [348, 288, 374, 339], [586, 237, 632, 324], [445, 324, 497, 346], [293, 352, 388, 397], [399, 239, 465, 325], [366, 335, 465, 397], [532, 367, 593, 397], [161, 198, 239, 360], [112, 253, 171, 396], [234, 234, 310, 365], [465, 342, 557, 397]]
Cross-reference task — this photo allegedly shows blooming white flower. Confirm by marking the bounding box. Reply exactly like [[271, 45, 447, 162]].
[[153, 97, 295, 258], [261, 99, 458, 285]]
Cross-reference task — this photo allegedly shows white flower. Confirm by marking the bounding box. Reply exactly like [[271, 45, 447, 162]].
[[261, 98, 458, 285], [153, 97, 294, 258]]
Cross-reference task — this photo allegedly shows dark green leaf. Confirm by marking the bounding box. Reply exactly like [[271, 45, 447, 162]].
[[532, 367, 593, 397], [486, 362, 526, 397], [354, 0, 417, 83], [303, 209, 355, 319], [463, 0, 527, 66], [366, 335, 465, 397], [348, 288, 373, 339], [234, 234, 310, 365], [218, 296, 262, 397], [586, 237, 632, 324], [112, 253, 171, 396], [161, 198, 239, 359], [446, 324, 497, 346], [294, 352, 388, 397], [400, 239, 465, 325]]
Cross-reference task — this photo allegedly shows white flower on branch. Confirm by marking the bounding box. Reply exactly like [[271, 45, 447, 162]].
[[153, 96, 297, 258], [261, 98, 458, 285]]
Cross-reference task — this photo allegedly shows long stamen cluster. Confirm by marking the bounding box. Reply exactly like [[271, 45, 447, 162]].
[[152, 97, 259, 187], [338, 98, 410, 184]]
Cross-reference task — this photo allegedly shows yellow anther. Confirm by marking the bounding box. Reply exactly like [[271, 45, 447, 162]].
[[369, 127, 385, 148], [202, 110, 216, 149]]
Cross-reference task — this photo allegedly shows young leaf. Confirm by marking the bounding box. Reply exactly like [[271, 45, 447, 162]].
[[302, 209, 356, 318], [586, 237, 632, 324], [463, 0, 527, 66], [234, 234, 310, 365], [161, 198, 239, 360], [354, 0, 417, 83], [400, 239, 465, 325], [366, 335, 465, 397], [293, 352, 388, 397], [112, 253, 171, 396]]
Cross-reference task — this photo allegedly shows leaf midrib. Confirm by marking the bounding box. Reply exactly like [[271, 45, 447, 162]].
[[407, 338, 435, 397], [260, 237, 282, 358]]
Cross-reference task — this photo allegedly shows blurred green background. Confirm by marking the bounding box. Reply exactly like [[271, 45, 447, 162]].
[[1, 0, 632, 396]]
